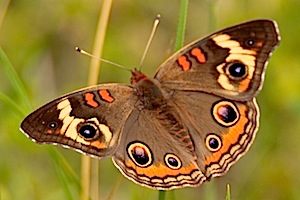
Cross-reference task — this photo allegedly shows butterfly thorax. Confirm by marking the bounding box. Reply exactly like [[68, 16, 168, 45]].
[[131, 69, 167, 109], [133, 73, 168, 110]]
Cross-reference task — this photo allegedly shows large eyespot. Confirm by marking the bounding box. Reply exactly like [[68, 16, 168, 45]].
[[226, 62, 248, 80], [127, 142, 153, 168], [164, 154, 182, 170], [77, 121, 100, 140], [212, 100, 240, 127], [205, 133, 222, 152]]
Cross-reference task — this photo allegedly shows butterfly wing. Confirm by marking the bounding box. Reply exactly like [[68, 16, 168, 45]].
[[111, 87, 258, 189], [168, 91, 259, 179], [154, 19, 280, 101], [20, 84, 138, 158], [112, 108, 206, 190]]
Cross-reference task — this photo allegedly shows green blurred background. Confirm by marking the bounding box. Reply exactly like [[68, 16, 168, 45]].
[[1, 0, 299, 199]]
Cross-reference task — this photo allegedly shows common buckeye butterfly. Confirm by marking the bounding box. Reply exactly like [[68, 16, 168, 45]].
[[20, 19, 280, 190]]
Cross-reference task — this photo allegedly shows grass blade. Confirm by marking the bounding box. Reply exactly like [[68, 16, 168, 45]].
[[205, 0, 217, 32], [158, 190, 166, 200], [226, 184, 231, 200], [0, 47, 32, 112], [174, 0, 189, 51], [0, 48, 78, 199], [49, 147, 80, 200], [0, 0, 10, 28], [106, 175, 123, 200], [80, 1, 113, 200], [0, 92, 26, 118]]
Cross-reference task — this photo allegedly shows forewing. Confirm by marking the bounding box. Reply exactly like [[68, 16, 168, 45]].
[[20, 84, 137, 158], [155, 20, 280, 101]]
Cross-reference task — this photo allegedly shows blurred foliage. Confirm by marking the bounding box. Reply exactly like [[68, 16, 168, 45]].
[[0, 0, 299, 199]]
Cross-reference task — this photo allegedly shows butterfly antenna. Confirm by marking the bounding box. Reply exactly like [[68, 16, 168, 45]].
[[139, 14, 161, 70], [75, 47, 131, 72]]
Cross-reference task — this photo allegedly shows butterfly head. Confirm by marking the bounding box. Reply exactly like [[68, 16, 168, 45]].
[[130, 69, 148, 85]]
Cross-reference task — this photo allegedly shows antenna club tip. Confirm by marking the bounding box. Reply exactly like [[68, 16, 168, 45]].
[[156, 14, 161, 20], [75, 47, 81, 52]]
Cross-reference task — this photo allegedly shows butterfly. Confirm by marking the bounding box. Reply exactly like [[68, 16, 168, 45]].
[[20, 19, 280, 190]]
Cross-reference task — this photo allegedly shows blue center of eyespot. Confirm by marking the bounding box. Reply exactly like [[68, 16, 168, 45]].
[[79, 124, 97, 139], [228, 63, 246, 78], [49, 122, 58, 129], [247, 39, 255, 46]]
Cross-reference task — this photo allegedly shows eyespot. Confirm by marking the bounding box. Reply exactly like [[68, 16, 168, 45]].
[[246, 39, 255, 46], [164, 154, 182, 170], [205, 133, 222, 152], [77, 122, 99, 140], [226, 62, 247, 80], [48, 121, 58, 129], [212, 100, 240, 127], [127, 142, 153, 168]]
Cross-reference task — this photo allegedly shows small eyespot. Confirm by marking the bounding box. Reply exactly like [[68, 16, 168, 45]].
[[127, 142, 152, 168], [205, 133, 222, 152], [246, 39, 255, 46], [77, 122, 99, 140], [164, 154, 182, 170], [226, 62, 247, 80], [212, 100, 240, 127], [48, 122, 58, 129]]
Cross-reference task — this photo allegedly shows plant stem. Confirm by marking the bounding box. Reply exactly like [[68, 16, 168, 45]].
[[158, 190, 166, 200], [226, 184, 231, 200], [174, 0, 189, 51], [80, 1, 113, 200]]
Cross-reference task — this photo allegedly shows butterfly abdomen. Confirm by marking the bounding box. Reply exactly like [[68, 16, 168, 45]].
[[134, 76, 196, 157], [156, 108, 196, 156]]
